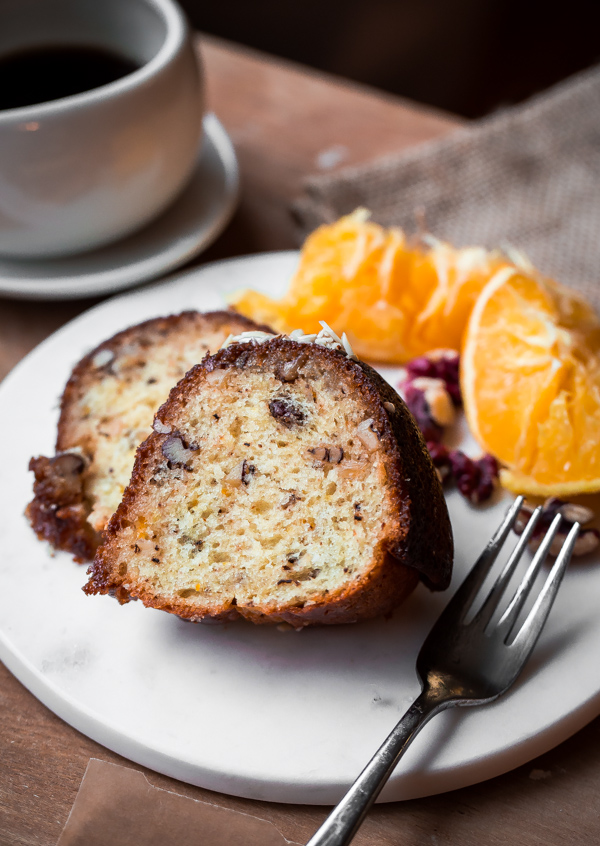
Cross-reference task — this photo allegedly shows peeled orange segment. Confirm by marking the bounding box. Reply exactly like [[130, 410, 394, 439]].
[[230, 289, 288, 332], [461, 268, 600, 496], [229, 210, 509, 364]]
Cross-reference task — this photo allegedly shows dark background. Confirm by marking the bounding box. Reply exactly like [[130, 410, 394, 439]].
[[181, 0, 599, 118]]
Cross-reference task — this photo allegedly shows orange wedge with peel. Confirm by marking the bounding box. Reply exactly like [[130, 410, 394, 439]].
[[461, 267, 600, 496], [229, 210, 510, 364]]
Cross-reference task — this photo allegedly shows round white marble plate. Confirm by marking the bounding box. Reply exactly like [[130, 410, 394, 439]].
[[0, 113, 238, 301], [1, 251, 599, 805]]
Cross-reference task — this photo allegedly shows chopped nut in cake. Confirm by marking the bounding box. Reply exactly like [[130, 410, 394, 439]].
[[26, 311, 270, 561], [85, 337, 453, 626]]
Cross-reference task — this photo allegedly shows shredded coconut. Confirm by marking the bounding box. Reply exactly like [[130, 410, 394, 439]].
[[92, 348, 114, 368], [221, 330, 277, 348], [220, 320, 358, 360]]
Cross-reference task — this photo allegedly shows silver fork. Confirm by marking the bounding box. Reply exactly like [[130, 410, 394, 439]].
[[306, 497, 580, 846]]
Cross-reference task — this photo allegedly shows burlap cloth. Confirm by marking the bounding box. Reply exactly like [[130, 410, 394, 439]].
[[295, 65, 600, 310]]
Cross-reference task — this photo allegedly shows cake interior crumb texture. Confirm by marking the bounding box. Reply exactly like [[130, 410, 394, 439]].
[[108, 360, 403, 612], [61, 313, 263, 535]]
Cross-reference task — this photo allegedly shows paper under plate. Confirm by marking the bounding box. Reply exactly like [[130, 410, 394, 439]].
[[1, 251, 599, 804]]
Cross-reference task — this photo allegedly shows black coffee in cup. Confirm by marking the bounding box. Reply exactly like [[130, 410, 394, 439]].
[[0, 45, 139, 111]]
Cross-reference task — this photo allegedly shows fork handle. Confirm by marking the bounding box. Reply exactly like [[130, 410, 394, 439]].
[[306, 687, 450, 846]]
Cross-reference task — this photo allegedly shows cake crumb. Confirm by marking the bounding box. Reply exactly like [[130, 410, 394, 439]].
[[529, 768, 552, 781]]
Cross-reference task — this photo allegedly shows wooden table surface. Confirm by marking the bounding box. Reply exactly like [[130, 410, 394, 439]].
[[1, 35, 599, 846]]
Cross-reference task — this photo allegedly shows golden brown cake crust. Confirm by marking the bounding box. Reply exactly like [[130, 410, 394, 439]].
[[85, 339, 453, 625], [26, 310, 269, 562]]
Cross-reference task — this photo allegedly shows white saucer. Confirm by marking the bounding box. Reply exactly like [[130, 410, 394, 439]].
[[0, 113, 239, 301]]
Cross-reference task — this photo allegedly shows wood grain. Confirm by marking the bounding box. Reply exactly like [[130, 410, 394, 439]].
[[1, 35, 598, 846], [199, 34, 459, 257]]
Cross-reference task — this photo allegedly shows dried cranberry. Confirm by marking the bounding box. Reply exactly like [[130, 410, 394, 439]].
[[269, 397, 306, 428], [448, 450, 498, 504], [405, 357, 438, 380], [426, 441, 452, 482], [406, 351, 461, 406], [449, 450, 478, 500], [470, 472, 494, 504], [478, 454, 499, 479], [403, 383, 443, 443], [476, 454, 500, 502]]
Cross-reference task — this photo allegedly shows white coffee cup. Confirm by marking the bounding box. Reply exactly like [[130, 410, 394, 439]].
[[0, 0, 203, 258]]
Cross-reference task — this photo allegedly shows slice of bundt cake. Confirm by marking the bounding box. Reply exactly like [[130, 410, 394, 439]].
[[27, 311, 268, 562], [85, 326, 453, 625]]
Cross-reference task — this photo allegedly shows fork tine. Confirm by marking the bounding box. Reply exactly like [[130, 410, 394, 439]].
[[507, 520, 578, 648], [441, 496, 524, 626], [497, 513, 564, 640], [471, 506, 543, 630], [508, 521, 579, 653]]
